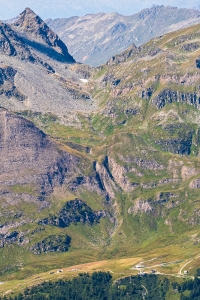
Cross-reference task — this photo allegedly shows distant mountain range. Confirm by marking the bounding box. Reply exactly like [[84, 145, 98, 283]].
[[45, 5, 200, 66]]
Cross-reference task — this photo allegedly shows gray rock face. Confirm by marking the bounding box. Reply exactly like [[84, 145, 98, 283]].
[[180, 42, 200, 52], [152, 89, 200, 109], [131, 158, 164, 171], [39, 199, 106, 228], [0, 230, 29, 248], [0, 19, 95, 118], [46, 6, 200, 66], [107, 44, 139, 65], [0, 65, 16, 84], [190, 178, 200, 188], [129, 192, 177, 215], [0, 109, 79, 200], [108, 157, 137, 192], [0, 9, 99, 119], [0, 21, 34, 61], [0, 231, 19, 247], [30, 234, 71, 254], [129, 199, 154, 214], [13, 8, 75, 63], [155, 123, 194, 155], [0, 65, 26, 101], [95, 161, 118, 199]]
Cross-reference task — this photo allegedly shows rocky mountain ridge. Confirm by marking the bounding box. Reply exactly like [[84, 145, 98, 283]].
[[0, 10, 97, 122], [46, 5, 200, 66]]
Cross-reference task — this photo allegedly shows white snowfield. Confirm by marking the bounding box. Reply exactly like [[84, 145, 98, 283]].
[[80, 78, 89, 83]]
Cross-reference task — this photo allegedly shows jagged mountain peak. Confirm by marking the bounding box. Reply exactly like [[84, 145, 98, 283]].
[[14, 7, 75, 63], [24, 7, 35, 14], [15, 7, 45, 29]]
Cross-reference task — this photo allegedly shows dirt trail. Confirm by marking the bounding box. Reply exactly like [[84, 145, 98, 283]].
[[179, 255, 200, 275]]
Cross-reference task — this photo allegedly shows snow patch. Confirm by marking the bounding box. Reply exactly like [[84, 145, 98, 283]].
[[80, 78, 89, 83]]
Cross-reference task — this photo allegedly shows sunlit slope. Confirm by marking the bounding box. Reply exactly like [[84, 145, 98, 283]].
[[1, 18, 200, 289]]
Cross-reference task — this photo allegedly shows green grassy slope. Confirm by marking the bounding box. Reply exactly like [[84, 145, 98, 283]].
[[1, 23, 200, 295]]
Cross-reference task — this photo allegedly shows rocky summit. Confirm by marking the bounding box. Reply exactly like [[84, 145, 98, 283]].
[[0, 6, 200, 295], [13, 7, 75, 63], [0, 10, 96, 122]]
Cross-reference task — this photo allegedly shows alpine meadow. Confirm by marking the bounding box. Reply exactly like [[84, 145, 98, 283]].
[[0, 4, 200, 299]]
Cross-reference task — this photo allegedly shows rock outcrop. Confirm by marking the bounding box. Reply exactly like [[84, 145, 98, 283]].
[[0, 65, 26, 101], [131, 158, 164, 170], [180, 42, 200, 52], [107, 43, 139, 65], [129, 193, 177, 215], [128, 199, 154, 214], [30, 234, 71, 254], [190, 178, 200, 188], [155, 123, 194, 155], [94, 161, 118, 199], [152, 89, 200, 109], [181, 166, 198, 179], [108, 157, 137, 191], [0, 231, 19, 248], [38, 199, 106, 227], [0, 230, 29, 248]]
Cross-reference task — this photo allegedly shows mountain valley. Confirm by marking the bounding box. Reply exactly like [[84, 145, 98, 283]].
[[0, 6, 200, 297]]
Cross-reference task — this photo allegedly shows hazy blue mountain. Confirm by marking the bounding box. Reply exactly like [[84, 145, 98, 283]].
[[47, 5, 200, 66]]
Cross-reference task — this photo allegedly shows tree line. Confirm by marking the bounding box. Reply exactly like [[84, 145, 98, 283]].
[[1, 270, 200, 300]]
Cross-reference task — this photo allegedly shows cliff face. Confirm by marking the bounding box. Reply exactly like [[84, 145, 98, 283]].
[[30, 234, 71, 254], [0, 65, 26, 101], [38, 199, 106, 228], [0, 21, 34, 60], [152, 89, 200, 109]]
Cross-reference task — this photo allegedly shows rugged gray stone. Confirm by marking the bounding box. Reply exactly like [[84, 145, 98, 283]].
[[0, 65, 26, 101], [152, 89, 200, 109], [13, 8, 75, 63], [0, 109, 79, 201], [30, 234, 71, 254], [0, 21, 34, 61], [38, 199, 106, 227]]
